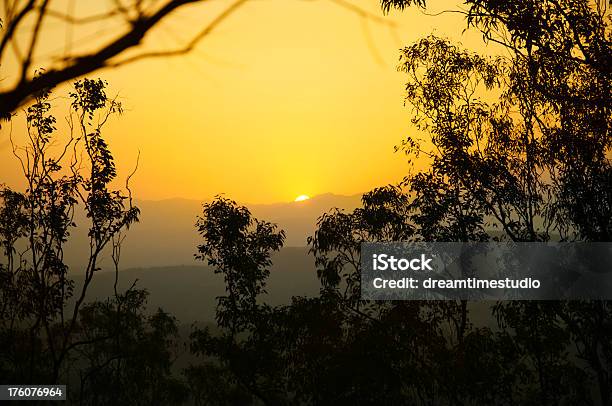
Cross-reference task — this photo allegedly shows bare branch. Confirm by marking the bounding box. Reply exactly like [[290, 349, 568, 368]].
[[125, 150, 140, 207], [0, 0, 208, 115], [328, 0, 396, 27], [45, 8, 121, 25], [21, 0, 51, 82], [108, 0, 247, 67], [0, 0, 37, 62], [0, 0, 398, 117]]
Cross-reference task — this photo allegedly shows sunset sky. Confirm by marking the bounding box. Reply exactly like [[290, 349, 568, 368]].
[[0, 0, 489, 204]]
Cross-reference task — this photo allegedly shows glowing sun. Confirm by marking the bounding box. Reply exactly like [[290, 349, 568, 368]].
[[294, 194, 310, 202]]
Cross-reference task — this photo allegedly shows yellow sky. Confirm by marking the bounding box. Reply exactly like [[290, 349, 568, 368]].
[[0, 0, 488, 203]]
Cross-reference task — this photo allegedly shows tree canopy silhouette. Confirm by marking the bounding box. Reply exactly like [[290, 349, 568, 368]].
[[184, 1, 611, 405], [2, 1, 611, 404]]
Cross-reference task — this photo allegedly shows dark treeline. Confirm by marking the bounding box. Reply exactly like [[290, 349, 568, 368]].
[[1, 0, 611, 405]]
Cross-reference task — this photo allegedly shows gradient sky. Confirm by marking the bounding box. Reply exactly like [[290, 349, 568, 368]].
[[0, 0, 489, 203]]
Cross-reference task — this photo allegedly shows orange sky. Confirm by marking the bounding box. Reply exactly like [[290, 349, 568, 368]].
[[0, 0, 490, 203]]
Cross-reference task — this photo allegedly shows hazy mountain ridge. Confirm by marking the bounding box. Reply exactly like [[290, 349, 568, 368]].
[[74, 247, 320, 322], [65, 193, 362, 270]]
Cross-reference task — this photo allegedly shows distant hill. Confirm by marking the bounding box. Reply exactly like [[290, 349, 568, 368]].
[[72, 245, 497, 327], [65, 193, 362, 270], [73, 247, 320, 323]]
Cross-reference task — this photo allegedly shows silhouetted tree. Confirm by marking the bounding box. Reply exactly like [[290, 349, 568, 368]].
[[183, 362, 251, 406], [0, 79, 140, 386], [190, 197, 285, 405], [309, 186, 414, 306], [385, 0, 611, 244], [77, 289, 188, 405], [386, 1, 611, 404], [188, 1, 611, 404]]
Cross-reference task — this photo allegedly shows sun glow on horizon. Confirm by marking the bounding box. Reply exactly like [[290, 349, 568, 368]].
[[0, 0, 475, 204], [294, 194, 310, 202]]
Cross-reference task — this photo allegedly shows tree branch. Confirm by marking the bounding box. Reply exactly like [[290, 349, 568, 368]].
[[0, 0, 37, 62], [0, 0, 207, 115], [108, 0, 247, 67]]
